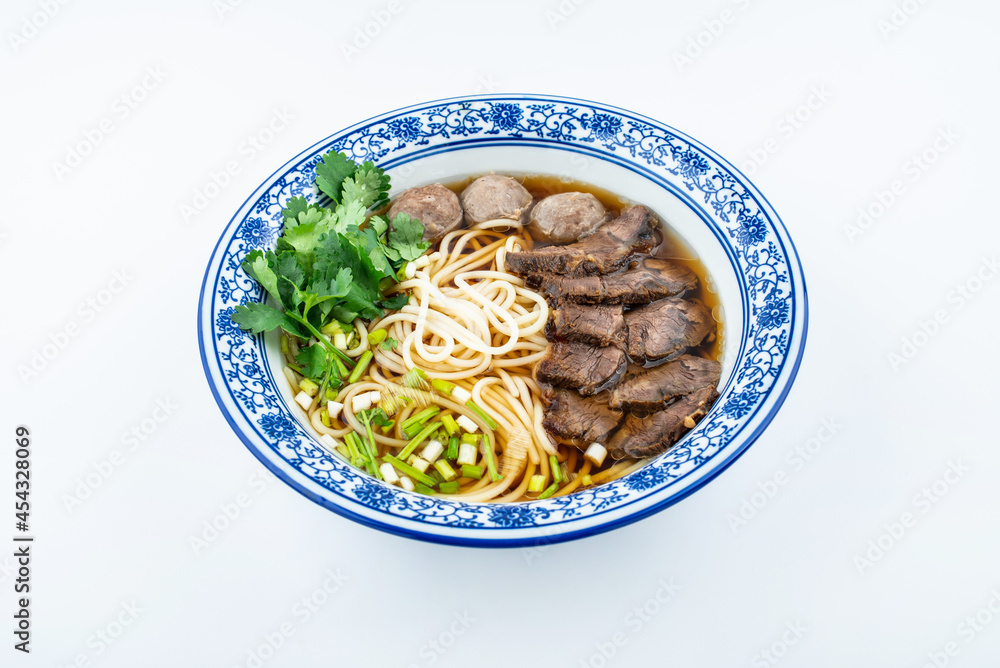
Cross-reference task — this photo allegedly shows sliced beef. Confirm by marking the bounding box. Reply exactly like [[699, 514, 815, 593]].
[[546, 303, 626, 347], [541, 387, 623, 446], [608, 355, 721, 413], [535, 341, 626, 396], [607, 386, 719, 460], [528, 192, 610, 243], [506, 205, 656, 277], [388, 184, 464, 243], [526, 258, 697, 304], [625, 298, 715, 364]]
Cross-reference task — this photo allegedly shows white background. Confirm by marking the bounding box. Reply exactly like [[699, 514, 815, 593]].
[[2, 0, 999, 666]]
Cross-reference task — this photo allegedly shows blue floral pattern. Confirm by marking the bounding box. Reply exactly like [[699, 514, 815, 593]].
[[238, 216, 278, 248], [732, 211, 768, 247], [200, 97, 804, 541], [584, 113, 623, 142], [486, 103, 523, 132], [386, 116, 424, 144], [215, 306, 243, 341]]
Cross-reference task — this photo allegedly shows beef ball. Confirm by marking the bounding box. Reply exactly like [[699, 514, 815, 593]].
[[387, 184, 464, 242], [460, 175, 532, 226], [528, 192, 610, 243]]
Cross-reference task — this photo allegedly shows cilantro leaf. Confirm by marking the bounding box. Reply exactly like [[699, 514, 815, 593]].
[[380, 293, 410, 310], [332, 199, 368, 235], [380, 337, 398, 351], [388, 213, 430, 262], [315, 151, 357, 203], [230, 302, 308, 337], [342, 161, 391, 210], [362, 407, 393, 427], [281, 196, 311, 225], [367, 215, 389, 238], [315, 232, 385, 319], [295, 344, 329, 379], [275, 253, 306, 310], [242, 251, 281, 303]]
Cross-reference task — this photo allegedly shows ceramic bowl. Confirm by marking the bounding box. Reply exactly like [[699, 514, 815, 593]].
[[198, 94, 808, 547]]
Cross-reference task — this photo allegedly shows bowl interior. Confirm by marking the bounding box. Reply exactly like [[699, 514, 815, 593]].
[[268, 145, 745, 441]]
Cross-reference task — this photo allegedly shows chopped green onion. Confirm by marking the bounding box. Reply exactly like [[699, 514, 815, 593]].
[[429, 469, 444, 483], [460, 432, 479, 445], [320, 409, 331, 427], [461, 464, 483, 480], [440, 414, 460, 436], [380, 419, 395, 433], [457, 442, 477, 466], [528, 474, 547, 493], [344, 433, 362, 467], [383, 455, 436, 487], [359, 415, 381, 480], [414, 483, 436, 496], [347, 432, 375, 476], [299, 378, 319, 397], [538, 483, 559, 499], [434, 459, 458, 482], [397, 421, 443, 460], [431, 378, 455, 395], [438, 481, 460, 494], [401, 406, 440, 432], [481, 434, 503, 482], [347, 350, 373, 384], [401, 367, 428, 389], [408, 456, 431, 474], [335, 358, 349, 379], [446, 436, 459, 461], [321, 320, 345, 336], [465, 400, 499, 430], [280, 336, 289, 354], [325, 388, 338, 400], [550, 455, 563, 484], [367, 329, 388, 346], [581, 474, 593, 486]]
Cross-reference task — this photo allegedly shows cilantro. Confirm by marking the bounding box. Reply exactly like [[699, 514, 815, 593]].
[[281, 196, 312, 224], [231, 150, 433, 382], [295, 344, 329, 379], [230, 302, 308, 338], [361, 407, 393, 428], [387, 213, 430, 262], [380, 293, 410, 310], [342, 161, 391, 210], [380, 337, 399, 352], [314, 152, 357, 204]]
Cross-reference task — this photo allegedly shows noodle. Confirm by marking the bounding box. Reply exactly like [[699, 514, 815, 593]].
[[285, 225, 649, 502]]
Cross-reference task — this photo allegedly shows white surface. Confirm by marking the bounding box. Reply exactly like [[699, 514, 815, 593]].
[[2, 1, 998, 666]]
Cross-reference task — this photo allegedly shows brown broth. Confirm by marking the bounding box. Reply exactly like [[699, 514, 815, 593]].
[[441, 174, 725, 363]]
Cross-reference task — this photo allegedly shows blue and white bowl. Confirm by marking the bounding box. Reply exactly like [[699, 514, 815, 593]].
[[198, 95, 808, 547]]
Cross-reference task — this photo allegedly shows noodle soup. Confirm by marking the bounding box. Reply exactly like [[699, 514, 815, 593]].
[[231, 151, 724, 502]]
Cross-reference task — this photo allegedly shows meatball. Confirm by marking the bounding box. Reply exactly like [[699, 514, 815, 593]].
[[387, 184, 464, 242], [460, 174, 532, 226], [527, 192, 610, 243]]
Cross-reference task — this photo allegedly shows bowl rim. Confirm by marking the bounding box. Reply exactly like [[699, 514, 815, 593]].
[[197, 93, 809, 547]]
